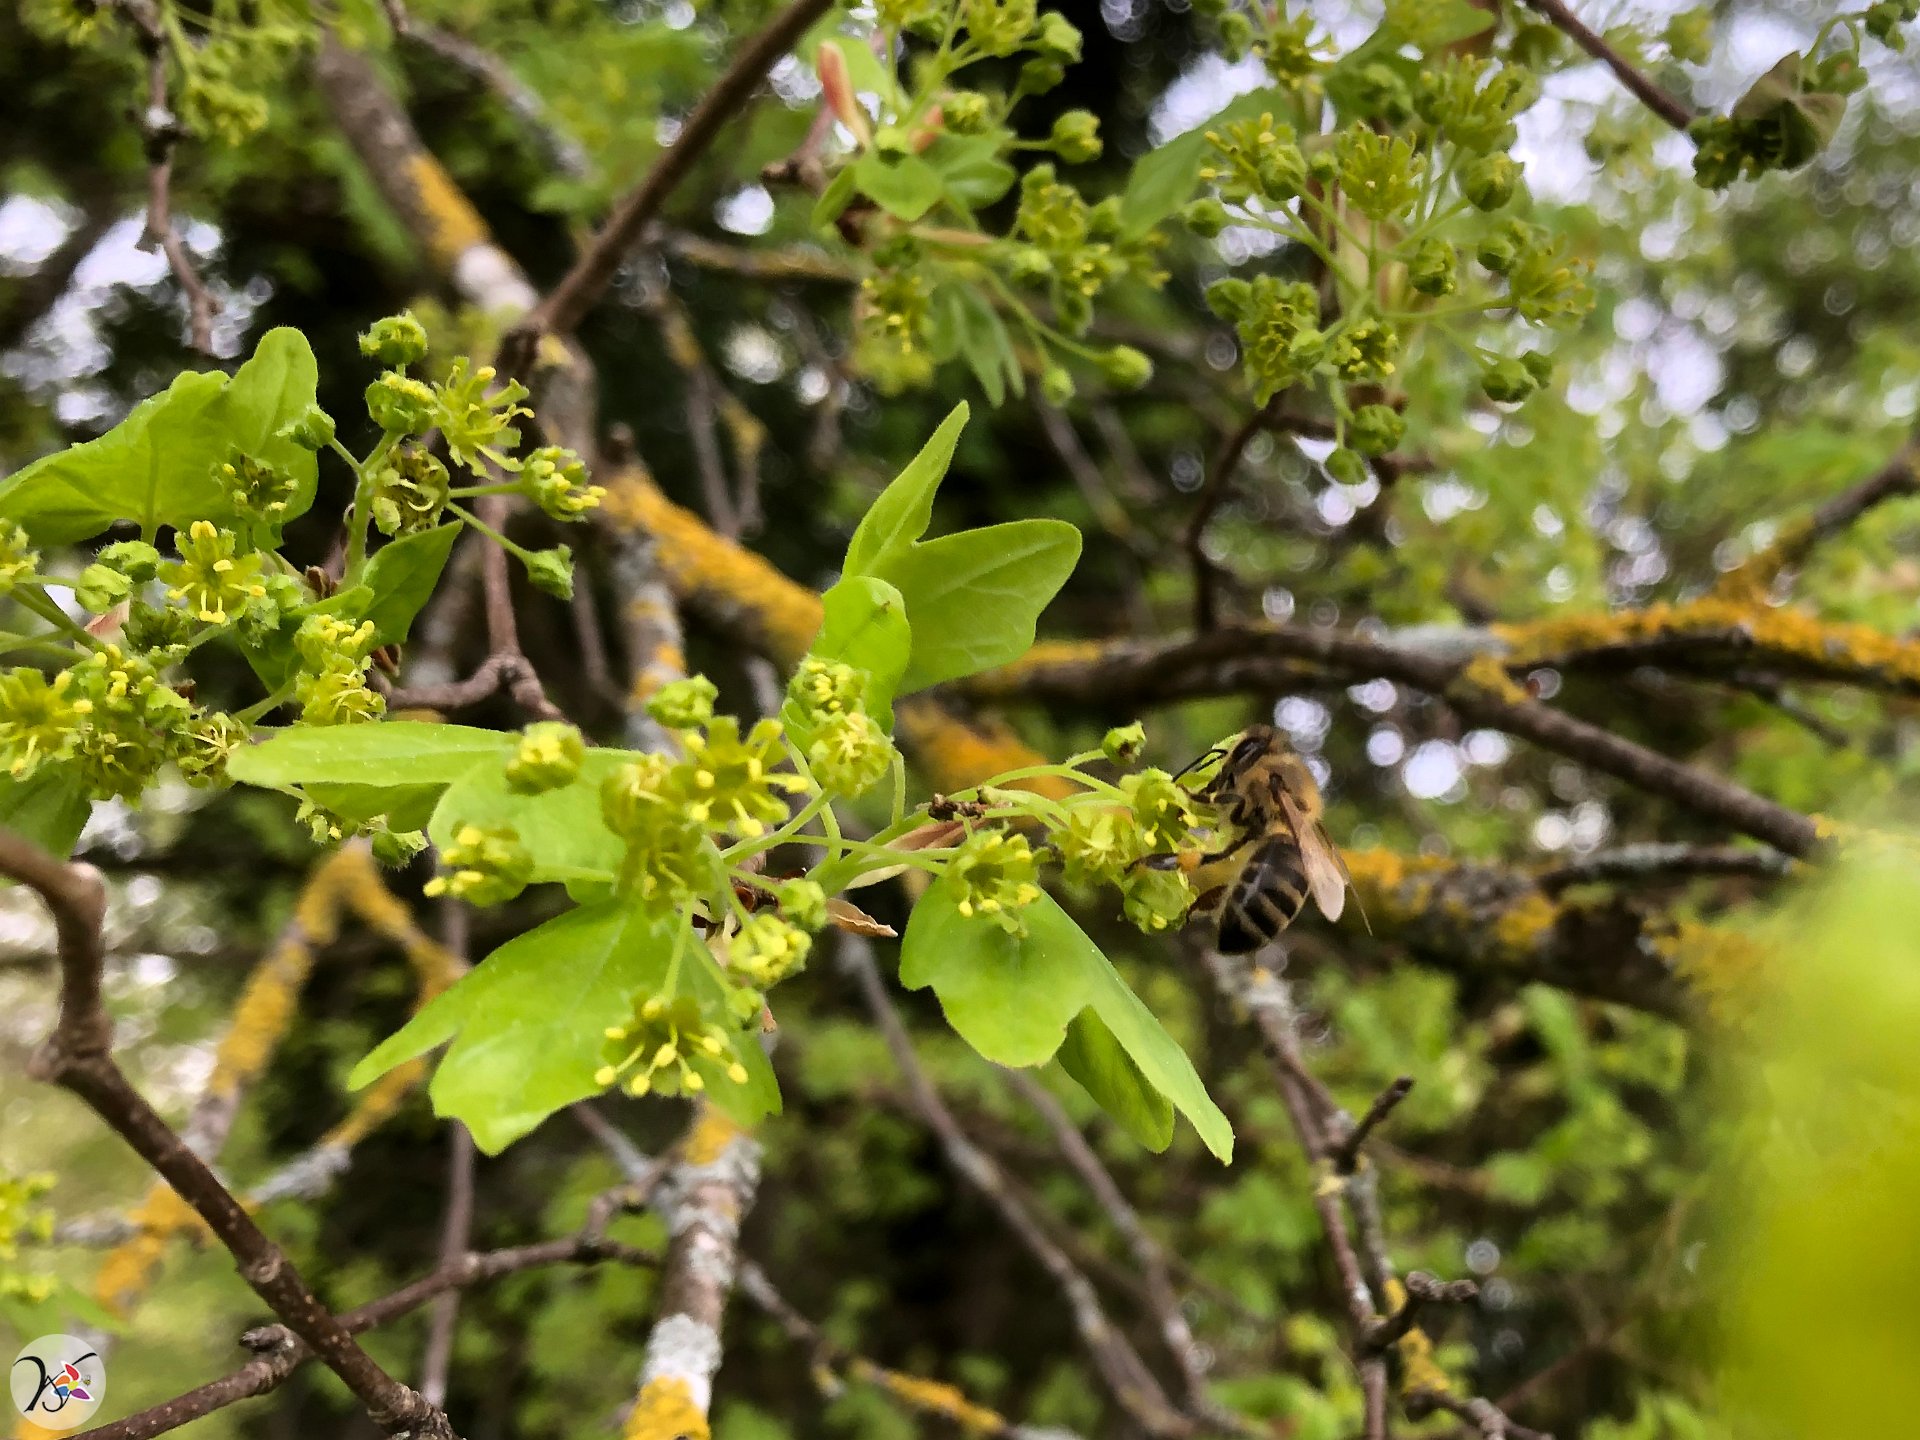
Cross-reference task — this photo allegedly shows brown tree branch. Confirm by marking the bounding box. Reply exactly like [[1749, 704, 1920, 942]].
[[966, 622, 1821, 857], [5, 828, 454, 1439], [407, 24, 592, 180], [1518, 0, 1694, 131], [115, 0, 220, 352], [77, 1229, 659, 1440], [511, 0, 835, 348]]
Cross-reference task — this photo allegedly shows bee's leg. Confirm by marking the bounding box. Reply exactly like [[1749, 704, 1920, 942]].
[[1133, 842, 1239, 874]]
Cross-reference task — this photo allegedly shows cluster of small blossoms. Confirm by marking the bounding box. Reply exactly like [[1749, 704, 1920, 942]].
[[0, 1171, 58, 1310], [821, 0, 1159, 401], [784, 659, 897, 796], [1183, 45, 1590, 475], [506, 721, 586, 793], [293, 614, 385, 727], [1050, 740, 1205, 934], [423, 823, 535, 907], [946, 828, 1045, 935], [596, 993, 751, 1098], [355, 313, 597, 598], [0, 643, 243, 800]]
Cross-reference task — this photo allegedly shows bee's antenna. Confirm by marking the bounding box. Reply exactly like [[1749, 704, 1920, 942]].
[[1169, 746, 1227, 784]]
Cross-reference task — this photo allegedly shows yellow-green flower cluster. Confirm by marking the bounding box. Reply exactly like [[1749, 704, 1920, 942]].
[[66, 646, 193, 800], [728, 912, 813, 987], [369, 446, 449, 537], [0, 668, 83, 781], [1336, 128, 1425, 222], [218, 450, 300, 528], [293, 614, 385, 727], [506, 722, 585, 794], [424, 823, 534, 906], [164, 521, 271, 627], [1201, 115, 1306, 204], [522, 446, 605, 522], [786, 659, 897, 796], [948, 829, 1044, 935], [647, 675, 719, 731], [0, 521, 40, 591], [596, 992, 750, 1097], [682, 718, 809, 836], [855, 270, 936, 394], [601, 754, 719, 905], [1118, 863, 1196, 934], [435, 359, 531, 474]]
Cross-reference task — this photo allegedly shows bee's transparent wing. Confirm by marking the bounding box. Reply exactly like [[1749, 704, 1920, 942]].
[[1279, 793, 1347, 922]]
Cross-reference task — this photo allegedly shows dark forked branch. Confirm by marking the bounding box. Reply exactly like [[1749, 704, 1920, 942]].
[[6, 827, 455, 1440]]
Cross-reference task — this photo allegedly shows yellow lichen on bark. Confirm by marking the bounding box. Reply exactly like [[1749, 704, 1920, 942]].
[[1494, 597, 1920, 689], [623, 1376, 711, 1440], [601, 471, 824, 665], [405, 152, 491, 272], [1649, 919, 1769, 1022], [684, 1102, 746, 1166], [850, 1360, 1009, 1433], [94, 1187, 205, 1315]]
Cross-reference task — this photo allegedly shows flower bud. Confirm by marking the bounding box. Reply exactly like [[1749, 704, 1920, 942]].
[[1349, 404, 1406, 457], [944, 90, 993, 134], [1033, 11, 1082, 61], [506, 721, 586, 793], [1182, 197, 1231, 238], [776, 877, 830, 932], [1102, 721, 1146, 763], [1325, 446, 1369, 486], [1205, 277, 1253, 321], [1049, 109, 1101, 163], [1462, 151, 1521, 210], [358, 312, 429, 368], [1480, 355, 1538, 403], [1041, 365, 1076, 407], [1408, 237, 1458, 297], [364, 372, 438, 435], [523, 545, 575, 601], [647, 675, 720, 730], [1098, 345, 1153, 392]]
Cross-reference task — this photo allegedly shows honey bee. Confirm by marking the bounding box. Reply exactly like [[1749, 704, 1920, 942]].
[[1146, 724, 1356, 953]]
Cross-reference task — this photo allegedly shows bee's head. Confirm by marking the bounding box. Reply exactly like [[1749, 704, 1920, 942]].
[[1225, 724, 1280, 771]]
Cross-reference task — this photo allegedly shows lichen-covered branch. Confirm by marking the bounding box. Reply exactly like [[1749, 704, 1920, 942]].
[[620, 1106, 761, 1440], [965, 621, 1821, 856]]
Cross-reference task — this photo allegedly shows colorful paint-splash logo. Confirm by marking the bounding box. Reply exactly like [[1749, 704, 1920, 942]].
[[10, 1335, 105, 1430]]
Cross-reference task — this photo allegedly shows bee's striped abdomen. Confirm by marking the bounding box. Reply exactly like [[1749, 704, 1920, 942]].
[[1216, 835, 1309, 954]]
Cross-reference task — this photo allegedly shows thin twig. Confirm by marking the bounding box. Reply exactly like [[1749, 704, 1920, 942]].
[[1333, 1076, 1414, 1175], [1001, 1069, 1258, 1436], [77, 1228, 657, 1440], [1519, 0, 1693, 131], [839, 938, 1193, 1438], [408, 24, 592, 179], [1188, 400, 1277, 632], [420, 1124, 476, 1406]]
